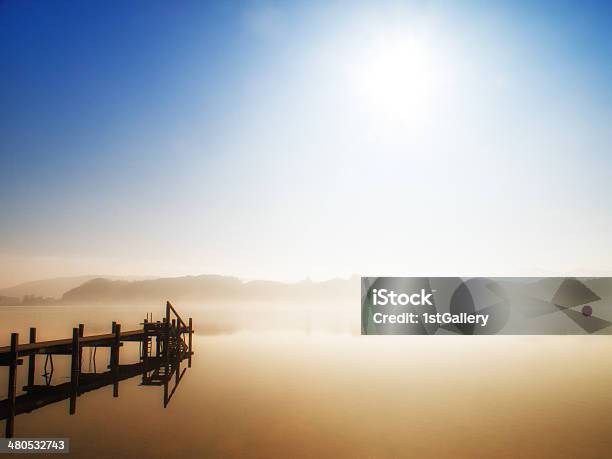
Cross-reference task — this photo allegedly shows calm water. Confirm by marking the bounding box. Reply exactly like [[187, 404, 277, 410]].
[[1, 305, 612, 458]]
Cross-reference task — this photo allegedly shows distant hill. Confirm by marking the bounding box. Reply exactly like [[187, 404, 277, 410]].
[[61, 275, 359, 304], [0, 275, 152, 300], [0, 276, 100, 300], [0, 295, 20, 306]]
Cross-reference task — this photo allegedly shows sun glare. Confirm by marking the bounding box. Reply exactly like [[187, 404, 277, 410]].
[[348, 31, 445, 125]]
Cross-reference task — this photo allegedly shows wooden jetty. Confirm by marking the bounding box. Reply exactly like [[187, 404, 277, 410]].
[[0, 301, 193, 438]]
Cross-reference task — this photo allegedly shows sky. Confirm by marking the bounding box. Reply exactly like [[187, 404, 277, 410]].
[[1, 0, 612, 287]]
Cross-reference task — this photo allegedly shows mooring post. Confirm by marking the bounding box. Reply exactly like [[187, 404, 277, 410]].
[[188, 317, 193, 368], [113, 323, 121, 397], [6, 333, 18, 438], [70, 327, 80, 415], [28, 327, 36, 388]]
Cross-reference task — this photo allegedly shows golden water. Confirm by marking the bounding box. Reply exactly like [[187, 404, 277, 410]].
[[1, 305, 611, 457]]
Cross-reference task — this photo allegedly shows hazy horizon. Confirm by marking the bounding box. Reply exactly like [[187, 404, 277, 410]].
[[6, 268, 612, 293], [0, 271, 364, 292]]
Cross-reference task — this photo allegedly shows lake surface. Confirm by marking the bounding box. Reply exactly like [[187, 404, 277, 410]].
[[1, 305, 612, 457]]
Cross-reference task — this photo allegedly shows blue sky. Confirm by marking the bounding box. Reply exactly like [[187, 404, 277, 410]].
[[1, 1, 612, 286]]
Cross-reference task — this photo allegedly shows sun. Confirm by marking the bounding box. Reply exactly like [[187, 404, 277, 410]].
[[348, 31, 443, 126]]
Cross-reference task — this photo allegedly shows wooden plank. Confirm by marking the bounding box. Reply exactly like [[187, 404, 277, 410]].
[[0, 329, 144, 357]]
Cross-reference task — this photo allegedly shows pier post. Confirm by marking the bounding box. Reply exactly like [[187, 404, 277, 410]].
[[70, 327, 80, 415], [28, 327, 36, 388], [113, 323, 121, 397], [78, 324, 84, 369], [6, 333, 18, 438], [110, 321, 117, 369], [188, 317, 193, 368], [141, 319, 148, 384], [163, 314, 170, 407], [142, 319, 148, 363], [165, 301, 171, 360]]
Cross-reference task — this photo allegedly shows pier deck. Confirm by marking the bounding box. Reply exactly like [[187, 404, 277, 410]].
[[0, 329, 150, 363]]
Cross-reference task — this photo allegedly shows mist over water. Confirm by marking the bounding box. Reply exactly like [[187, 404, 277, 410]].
[[1, 304, 612, 457]]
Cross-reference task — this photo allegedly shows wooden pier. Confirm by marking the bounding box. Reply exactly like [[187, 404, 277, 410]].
[[0, 301, 193, 438]]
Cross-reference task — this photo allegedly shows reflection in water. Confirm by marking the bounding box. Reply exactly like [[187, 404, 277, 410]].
[[1, 353, 192, 437], [1, 306, 612, 457]]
